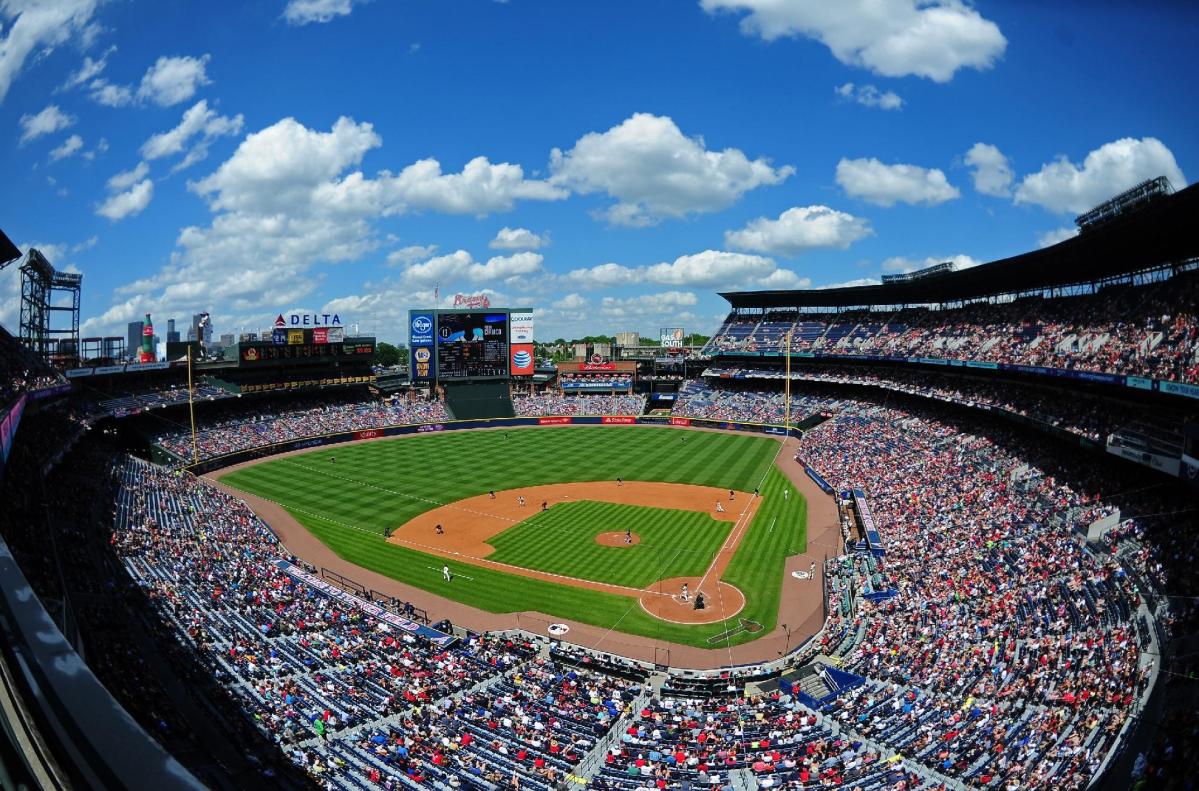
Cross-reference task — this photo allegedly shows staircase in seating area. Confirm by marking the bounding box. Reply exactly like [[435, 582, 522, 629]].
[[442, 380, 515, 420]]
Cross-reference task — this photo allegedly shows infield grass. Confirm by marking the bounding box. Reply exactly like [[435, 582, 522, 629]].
[[219, 426, 806, 648], [487, 500, 730, 587]]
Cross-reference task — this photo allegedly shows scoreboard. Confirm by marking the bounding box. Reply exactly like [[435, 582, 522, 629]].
[[238, 328, 374, 366], [435, 312, 509, 378], [409, 308, 532, 381]]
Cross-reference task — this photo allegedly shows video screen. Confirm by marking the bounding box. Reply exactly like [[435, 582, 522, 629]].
[[436, 312, 509, 378]]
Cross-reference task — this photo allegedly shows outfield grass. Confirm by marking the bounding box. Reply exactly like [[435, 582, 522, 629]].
[[219, 426, 805, 648], [487, 500, 730, 587]]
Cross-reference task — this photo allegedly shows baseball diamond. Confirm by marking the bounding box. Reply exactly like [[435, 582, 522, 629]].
[[215, 425, 810, 648]]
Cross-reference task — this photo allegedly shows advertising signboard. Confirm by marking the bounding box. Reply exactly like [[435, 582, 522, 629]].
[[510, 310, 534, 343]]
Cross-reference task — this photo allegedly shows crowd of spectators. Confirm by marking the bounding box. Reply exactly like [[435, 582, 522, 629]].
[[797, 397, 1157, 788], [704, 272, 1199, 382], [110, 455, 650, 788], [0, 326, 64, 411], [672, 379, 841, 425], [697, 366, 1193, 443], [153, 393, 449, 461], [512, 393, 645, 417]]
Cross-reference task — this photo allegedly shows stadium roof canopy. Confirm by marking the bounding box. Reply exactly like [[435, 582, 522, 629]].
[[0, 228, 20, 269], [720, 182, 1199, 309]]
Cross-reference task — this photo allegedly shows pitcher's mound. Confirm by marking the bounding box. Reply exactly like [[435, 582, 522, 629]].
[[596, 531, 640, 546], [638, 576, 746, 624]]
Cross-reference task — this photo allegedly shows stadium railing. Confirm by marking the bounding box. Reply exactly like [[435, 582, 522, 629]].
[[0, 533, 203, 789]]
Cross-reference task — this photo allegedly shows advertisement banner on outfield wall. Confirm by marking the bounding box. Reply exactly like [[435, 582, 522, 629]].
[[601, 416, 636, 424], [510, 310, 534, 344], [670, 417, 691, 426], [510, 343, 535, 376], [538, 417, 572, 425]]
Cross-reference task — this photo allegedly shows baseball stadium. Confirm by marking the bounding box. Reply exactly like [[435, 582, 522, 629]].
[[2, 3, 1198, 790], [2, 181, 1199, 789]]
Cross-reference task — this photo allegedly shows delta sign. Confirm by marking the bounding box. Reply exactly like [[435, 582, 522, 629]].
[[274, 313, 344, 328]]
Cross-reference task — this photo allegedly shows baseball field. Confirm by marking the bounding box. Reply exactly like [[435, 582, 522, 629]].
[[217, 426, 807, 648]]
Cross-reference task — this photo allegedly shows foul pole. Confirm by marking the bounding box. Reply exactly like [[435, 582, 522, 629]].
[[783, 327, 795, 430], [187, 345, 199, 464]]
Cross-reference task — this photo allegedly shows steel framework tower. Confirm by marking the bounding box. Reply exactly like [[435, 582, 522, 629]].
[[17, 248, 82, 366]]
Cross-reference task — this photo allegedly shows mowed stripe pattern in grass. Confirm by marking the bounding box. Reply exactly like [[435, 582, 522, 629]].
[[218, 426, 805, 648], [221, 427, 779, 538], [487, 500, 729, 588]]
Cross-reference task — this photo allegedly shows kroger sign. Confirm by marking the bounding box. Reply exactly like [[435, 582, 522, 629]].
[[409, 312, 435, 344]]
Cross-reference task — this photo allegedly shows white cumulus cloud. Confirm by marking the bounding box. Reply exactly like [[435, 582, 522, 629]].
[[141, 99, 244, 172], [84, 115, 567, 336], [60, 45, 116, 91], [136, 54, 211, 106], [96, 179, 154, 221], [600, 291, 699, 320], [836, 157, 960, 207], [1014, 137, 1186, 215], [386, 244, 438, 266], [49, 134, 83, 161], [107, 161, 150, 191], [566, 250, 803, 290], [549, 112, 793, 226], [701, 0, 1006, 82], [18, 104, 74, 144], [725, 205, 873, 256], [399, 249, 545, 286], [489, 227, 547, 250], [0, 0, 101, 105], [834, 82, 903, 110], [1036, 227, 1079, 248], [964, 142, 1013, 197], [283, 0, 364, 25]]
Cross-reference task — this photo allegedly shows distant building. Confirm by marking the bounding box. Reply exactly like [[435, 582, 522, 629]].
[[615, 332, 640, 348], [126, 321, 143, 361], [191, 313, 213, 346]]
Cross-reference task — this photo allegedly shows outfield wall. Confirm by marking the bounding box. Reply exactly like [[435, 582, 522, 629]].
[[185, 415, 801, 475]]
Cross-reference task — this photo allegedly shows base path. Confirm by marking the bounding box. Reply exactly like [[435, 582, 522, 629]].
[[389, 480, 754, 560], [384, 481, 760, 604]]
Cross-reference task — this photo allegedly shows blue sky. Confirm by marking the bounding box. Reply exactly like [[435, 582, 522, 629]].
[[1, 0, 1196, 344]]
